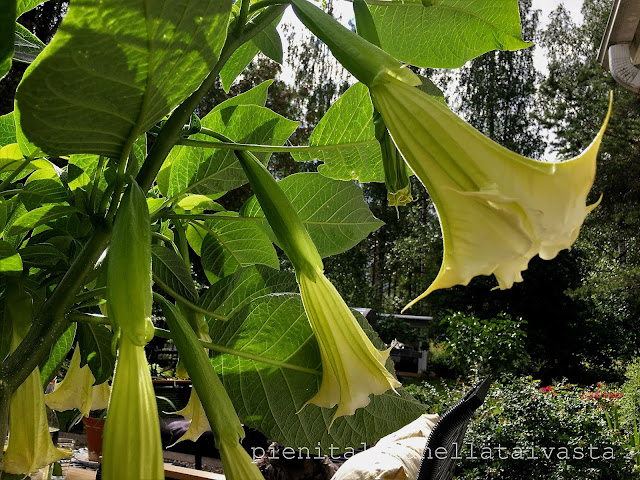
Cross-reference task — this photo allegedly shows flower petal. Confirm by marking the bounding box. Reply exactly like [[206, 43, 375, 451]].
[[45, 347, 110, 417]]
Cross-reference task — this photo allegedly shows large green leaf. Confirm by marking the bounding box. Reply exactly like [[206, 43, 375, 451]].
[[1, 1, 16, 78], [0, 240, 22, 273], [157, 81, 273, 196], [210, 293, 424, 452], [200, 265, 297, 319], [168, 105, 298, 197], [40, 323, 76, 386], [16, 0, 233, 158], [0, 112, 16, 147], [219, 41, 260, 93], [253, 23, 283, 64], [14, 23, 45, 64], [151, 245, 198, 302], [292, 83, 383, 182], [200, 214, 279, 281], [242, 172, 384, 257], [368, 0, 530, 68], [16, 0, 47, 18], [7, 204, 77, 236], [21, 167, 68, 210], [77, 322, 115, 385]]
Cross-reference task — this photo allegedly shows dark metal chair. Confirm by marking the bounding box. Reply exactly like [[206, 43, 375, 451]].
[[415, 378, 492, 480]]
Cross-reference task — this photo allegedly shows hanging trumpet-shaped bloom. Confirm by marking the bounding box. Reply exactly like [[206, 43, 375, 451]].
[[299, 268, 400, 423], [101, 337, 164, 480], [45, 347, 110, 417], [4, 284, 66, 474], [234, 148, 400, 426], [370, 75, 612, 310]]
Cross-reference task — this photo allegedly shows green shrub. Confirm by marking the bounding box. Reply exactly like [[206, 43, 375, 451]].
[[621, 359, 640, 433], [444, 312, 529, 376], [408, 377, 637, 479]]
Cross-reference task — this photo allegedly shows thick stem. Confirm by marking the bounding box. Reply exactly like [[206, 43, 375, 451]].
[[0, 222, 112, 393]]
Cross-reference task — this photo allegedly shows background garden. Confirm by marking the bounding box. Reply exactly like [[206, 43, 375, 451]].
[[2, 0, 640, 478]]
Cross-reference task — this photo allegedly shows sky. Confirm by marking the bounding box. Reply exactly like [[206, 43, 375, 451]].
[[279, 0, 586, 79]]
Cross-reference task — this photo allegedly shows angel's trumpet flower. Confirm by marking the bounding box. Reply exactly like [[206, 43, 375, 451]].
[[102, 336, 164, 480], [102, 181, 163, 480], [3, 284, 66, 474], [371, 75, 612, 310], [45, 347, 110, 417], [289, 0, 611, 310], [235, 149, 400, 426]]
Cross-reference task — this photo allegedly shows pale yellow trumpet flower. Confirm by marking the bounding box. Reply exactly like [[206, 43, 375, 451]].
[[371, 75, 612, 311]]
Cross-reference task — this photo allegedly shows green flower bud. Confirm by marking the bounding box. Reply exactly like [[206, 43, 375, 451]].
[[107, 181, 153, 346]]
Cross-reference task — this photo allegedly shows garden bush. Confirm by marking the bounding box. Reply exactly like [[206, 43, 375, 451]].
[[444, 312, 529, 376], [409, 377, 638, 479]]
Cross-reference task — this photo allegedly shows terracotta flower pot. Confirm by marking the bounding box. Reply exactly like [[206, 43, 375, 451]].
[[82, 416, 106, 462]]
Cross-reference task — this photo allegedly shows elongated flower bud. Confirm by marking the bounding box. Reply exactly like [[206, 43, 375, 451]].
[[107, 181, 153, 346], [374, 112, 413, 207], [102, 180, 163, 479], [102, 337, 164, 480], [234, 149, 400, 426], [4, 284, 65, 474]]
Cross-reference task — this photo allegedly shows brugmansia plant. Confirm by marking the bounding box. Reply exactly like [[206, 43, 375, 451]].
[[0, 0, 611, 477]]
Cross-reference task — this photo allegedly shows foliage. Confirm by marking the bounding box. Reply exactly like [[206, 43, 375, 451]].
[[621, 360, 640, 436], [410, 377, 638, 479], [443, 312, 529, 377]]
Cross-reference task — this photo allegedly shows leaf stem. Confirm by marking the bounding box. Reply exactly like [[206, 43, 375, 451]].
[[152, 279, 228, 321], [0, 158, 32, 192], [75, 287, 107, 303], [249, 0, 290, 13], [153, 327, 321, 375], [176, 135, 376, 153], [89, 156, 106, 213]]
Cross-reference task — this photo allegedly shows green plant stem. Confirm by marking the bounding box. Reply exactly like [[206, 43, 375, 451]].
[[152, 279, 227, 321], [237, 0, 251, 33], [89, 156, 106, 213], [68, 312, 109, 325], [249, 0, 290, 13], [0, 158, 31, 192], [135, 4, 287, 193], [176, 135, 375, 153], [151, 231, 175, 247], [1, 223, 111, 393], [75, 287, 107, 303], [105, 142, 135, 223]]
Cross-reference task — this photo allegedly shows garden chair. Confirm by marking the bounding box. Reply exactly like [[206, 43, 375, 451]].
[[415, 378, 492, 480]]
